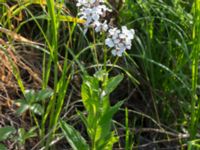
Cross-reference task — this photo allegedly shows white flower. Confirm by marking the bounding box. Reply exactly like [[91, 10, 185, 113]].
[[105, 38, 114, 47], [76, 0, 96, 7], [77, 0, 111, 30], [76, 0, 135, 57], [98, 4, 112, 13], [111, 49, 117, 56], [94, 20, 108, 32], [121, 26, 135, 40], [105, 26, 135, 56], [108, 28, 120, 36], [111, 48, 123, 57], [78, 7, 101, 27], [92, 13, 100, 21]]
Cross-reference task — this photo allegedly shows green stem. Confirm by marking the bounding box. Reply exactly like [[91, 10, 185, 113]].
[[45, 0, 59, 148], [189, 0, 200, 139]]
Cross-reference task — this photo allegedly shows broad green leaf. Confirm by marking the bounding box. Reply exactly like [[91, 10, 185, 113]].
[[81, 83, 92, 112], [0, 144, 7, 150], [24, 89, 35, 102], [0, 126, 16, 141], [101, 95, 110, 113], [81, 75, 99, 112], [104, 74, 124, 95], [104, 133, 118, 150], [81, 82, 90, 104], [100, 101, 124, 126], [30, 103, 44, 115], [60, 121, 89, 150], [97, 101, 124, 140], [35, 89, 53, 102], [83, 75, 99, 91], [96, 132, 118, 150]]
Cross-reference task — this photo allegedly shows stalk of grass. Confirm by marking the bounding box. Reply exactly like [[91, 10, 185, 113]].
[[43, 0, 60, 148], [43, 1, 82, 149], [125, 107, 130, 150], [50, 24, 77, 133], [189, 0, 200, 139]]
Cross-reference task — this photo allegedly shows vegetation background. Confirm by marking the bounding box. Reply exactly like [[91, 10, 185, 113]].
[[0, 0, 200, 149]]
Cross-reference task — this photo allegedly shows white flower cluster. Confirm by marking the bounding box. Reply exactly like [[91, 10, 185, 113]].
[[76, 0, 135, 56], [105, 26, 135, 56], [77, 0, 110, 32]]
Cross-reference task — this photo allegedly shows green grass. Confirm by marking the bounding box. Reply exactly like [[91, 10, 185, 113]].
[[189, 0, 200, 140]]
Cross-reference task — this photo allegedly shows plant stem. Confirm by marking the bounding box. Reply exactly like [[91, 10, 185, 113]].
[[189, 0, 200, 139]]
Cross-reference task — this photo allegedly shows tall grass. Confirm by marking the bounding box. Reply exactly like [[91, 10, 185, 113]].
[[42, 0, 60, 145], [120, 0, 192, 126], [189, 0, 200, 139]]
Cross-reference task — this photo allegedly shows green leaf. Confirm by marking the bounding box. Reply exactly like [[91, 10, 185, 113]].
[[104, 133, 118, 150], [81, 75, 99, 112], [0, 126, 16, 141], [81, 82, 91, 106], [35, 89, 53, 102], [24, 89, 35, 102], [83, 75, 99, 92], [95, 100, 122, 150], [60, 121, 89, 150], [96, 132, 118, 150], [0, 144, 7, 150], [100, 101, 124, 125], [104, 74, 124, 95], [30, 103, 44, 115], [97, 101, 124, 140]]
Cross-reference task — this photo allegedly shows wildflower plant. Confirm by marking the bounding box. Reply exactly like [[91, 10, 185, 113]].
[[60, 0, 136, 150], [61, 71, 124, 150]]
